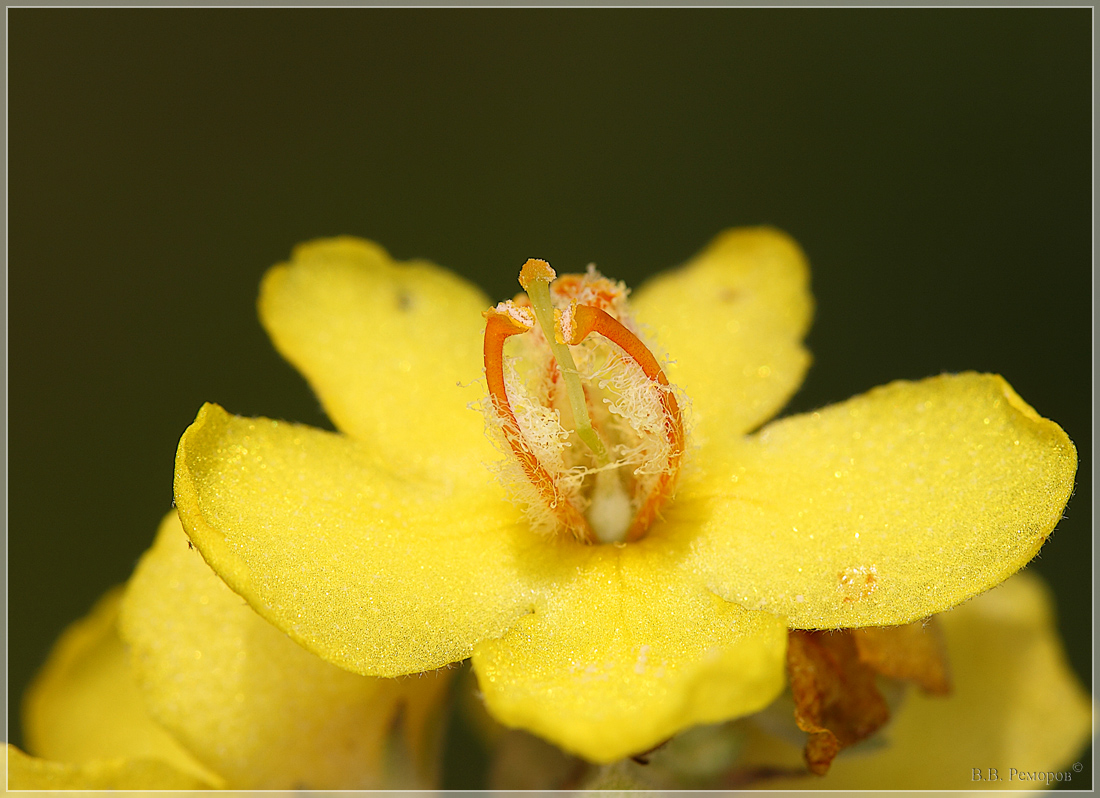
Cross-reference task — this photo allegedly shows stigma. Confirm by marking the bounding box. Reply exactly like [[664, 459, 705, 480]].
[[483, 260, 686, 544]]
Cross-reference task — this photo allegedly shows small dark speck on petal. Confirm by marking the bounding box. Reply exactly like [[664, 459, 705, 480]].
[[396, 290, 413, 311]]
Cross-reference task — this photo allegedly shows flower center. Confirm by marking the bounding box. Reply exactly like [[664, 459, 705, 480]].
[[482, 259, 686, 544]]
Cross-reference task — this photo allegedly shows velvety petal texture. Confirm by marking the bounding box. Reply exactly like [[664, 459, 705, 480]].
[[6, 744, 212, 790], [677, 373, 1075, 627], [473, 540, 788, 763], [631, 227, 813, 440], [259, 237, 496, 480], [118, 513, 452, 789], [175, 404, 791, 762], [739, 572, 1092, 789], [174, 403, 534, 676], [20, 586, 221, 787]]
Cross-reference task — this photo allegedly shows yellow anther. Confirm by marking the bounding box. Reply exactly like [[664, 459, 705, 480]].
[[518, 258, 557, 292]]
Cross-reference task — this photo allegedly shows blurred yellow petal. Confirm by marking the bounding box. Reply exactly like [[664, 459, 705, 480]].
[[259, 237, 495, 481], [679, 373, 1075, 627], [631, 227, 813, 440], [739, 571, 1092, 789], [7, 744, 212, 790], [174, 403, 534, 676], [473, 540, 788, 763], [21, 587, 221, 787], [118, 512, 453, 789]]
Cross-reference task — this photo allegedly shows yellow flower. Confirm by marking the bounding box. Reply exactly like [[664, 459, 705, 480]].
[[11, 512, 451, 790], [171, 228, 1075, 764]]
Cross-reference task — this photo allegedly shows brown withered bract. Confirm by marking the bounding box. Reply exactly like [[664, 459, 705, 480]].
[[788, 620, 951, 775], [853, 619, 952, 696], [788, 631, 890, 774]]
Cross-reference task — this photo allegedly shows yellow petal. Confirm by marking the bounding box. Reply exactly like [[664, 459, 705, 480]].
[[117, 512, 452, 789], [631, 227, 813, 440], [6, 744, 212, 790], [679, 373, 1075, 627], [21, 586, 221, 787], [258, 237, 495, 480], [175, 403, 534, 676], [739, 571, 1093, 789], [472, 540, 788, 764]]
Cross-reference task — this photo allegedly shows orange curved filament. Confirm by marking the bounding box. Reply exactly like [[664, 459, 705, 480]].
[[567, 304, 685, 543], [483, 308, 596, 543]]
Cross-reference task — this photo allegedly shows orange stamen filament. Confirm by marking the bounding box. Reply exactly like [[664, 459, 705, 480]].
[[483, 308, 596, 543], [483, 268, 684, 545], [566, 304, 686, 543]]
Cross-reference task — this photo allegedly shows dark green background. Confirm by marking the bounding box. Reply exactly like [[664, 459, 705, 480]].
[[9, 8, 1091, 783]]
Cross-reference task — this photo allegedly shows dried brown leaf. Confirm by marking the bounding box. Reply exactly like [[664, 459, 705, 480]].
[[852, 618, 952, 696], [787, 630, 891, 775]]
